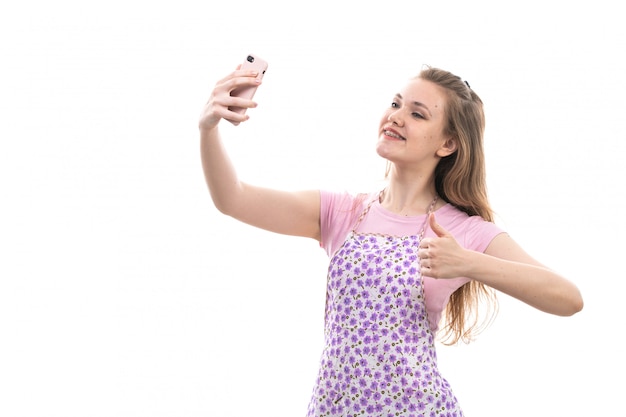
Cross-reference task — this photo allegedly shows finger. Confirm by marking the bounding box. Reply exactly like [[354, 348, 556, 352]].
[[420, 263, 433, 278], [429, 213, 450, 238], [419, 237, 432, 250], [214, 70, 261, 94]]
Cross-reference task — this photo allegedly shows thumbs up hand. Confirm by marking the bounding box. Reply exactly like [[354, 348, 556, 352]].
[[418, 213, 468, 279]]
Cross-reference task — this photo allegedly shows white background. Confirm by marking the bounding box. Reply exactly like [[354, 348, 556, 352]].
[[1, 1, 624, 416]]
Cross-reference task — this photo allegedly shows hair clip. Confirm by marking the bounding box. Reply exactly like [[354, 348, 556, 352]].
[[464, 80, 471, 88]]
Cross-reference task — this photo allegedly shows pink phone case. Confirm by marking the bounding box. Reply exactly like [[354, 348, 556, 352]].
[[229, 54, 268, 118]]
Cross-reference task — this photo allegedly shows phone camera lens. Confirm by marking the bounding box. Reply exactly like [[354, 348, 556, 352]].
[[247, 55, 254, 63]]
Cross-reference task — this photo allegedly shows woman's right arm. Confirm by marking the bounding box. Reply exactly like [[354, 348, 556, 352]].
[[198, 68, 321, 241]]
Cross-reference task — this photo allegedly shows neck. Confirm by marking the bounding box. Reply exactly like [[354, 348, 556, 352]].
[[379, 181, 440, 216]]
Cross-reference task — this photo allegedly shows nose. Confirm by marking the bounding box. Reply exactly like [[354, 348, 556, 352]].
[[387, 108, 404, 126]]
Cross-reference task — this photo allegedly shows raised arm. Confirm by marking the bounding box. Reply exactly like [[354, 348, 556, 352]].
[[198, 68, 321, 241]]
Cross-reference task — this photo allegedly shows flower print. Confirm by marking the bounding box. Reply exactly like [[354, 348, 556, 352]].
[[312, 232, 462, 416]]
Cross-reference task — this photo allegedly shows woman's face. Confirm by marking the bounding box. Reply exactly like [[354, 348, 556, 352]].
[[376, 77, 455, 170]]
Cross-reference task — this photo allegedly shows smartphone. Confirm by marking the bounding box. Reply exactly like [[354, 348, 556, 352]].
[[228, 54, 268, 121]]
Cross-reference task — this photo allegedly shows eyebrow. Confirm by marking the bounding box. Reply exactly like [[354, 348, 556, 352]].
[[395, 93, 432, 117]]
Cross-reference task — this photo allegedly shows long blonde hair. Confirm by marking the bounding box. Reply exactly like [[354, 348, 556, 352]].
[[419, 66, 498, 345]]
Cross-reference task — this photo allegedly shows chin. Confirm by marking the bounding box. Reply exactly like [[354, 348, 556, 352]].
[[375, 141, 393, 160]]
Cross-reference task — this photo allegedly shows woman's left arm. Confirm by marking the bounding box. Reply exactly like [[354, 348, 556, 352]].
[[419, 214, 584, 316]]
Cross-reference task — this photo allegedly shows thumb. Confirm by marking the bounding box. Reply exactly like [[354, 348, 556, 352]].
[[428, 213, 450, 237]]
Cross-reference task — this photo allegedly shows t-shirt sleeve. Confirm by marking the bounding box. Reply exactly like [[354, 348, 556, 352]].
[[462, 215, 505, 253], [319, 190, 363, 258]]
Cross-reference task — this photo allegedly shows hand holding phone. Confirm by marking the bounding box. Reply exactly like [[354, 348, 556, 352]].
[[228, 54, 268, 124]]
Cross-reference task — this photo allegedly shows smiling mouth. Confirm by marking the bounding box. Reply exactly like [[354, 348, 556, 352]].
[[383, 130, 406, 140]]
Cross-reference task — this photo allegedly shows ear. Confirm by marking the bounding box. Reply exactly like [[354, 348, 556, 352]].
[[436, 136, 458, 157]]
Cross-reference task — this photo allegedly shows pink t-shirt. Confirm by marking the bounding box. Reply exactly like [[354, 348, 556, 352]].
[[320, 190, 504, 333]]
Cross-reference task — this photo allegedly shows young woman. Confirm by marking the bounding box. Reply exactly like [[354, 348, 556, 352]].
[[198, 64, 583, 416]]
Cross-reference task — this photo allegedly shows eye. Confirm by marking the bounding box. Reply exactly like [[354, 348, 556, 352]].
[[412, 112, 425, 119], [391, 101, 400, 109]]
